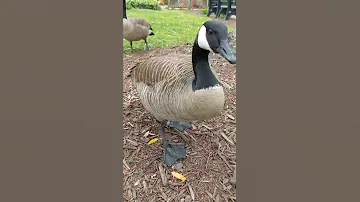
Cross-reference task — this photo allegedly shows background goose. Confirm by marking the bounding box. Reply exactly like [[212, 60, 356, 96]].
[[123, 0, 154, 52], [129, 20, 236, 166]]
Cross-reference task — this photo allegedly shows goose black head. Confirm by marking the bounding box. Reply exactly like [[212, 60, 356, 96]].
[[196, 20, 236, 64]]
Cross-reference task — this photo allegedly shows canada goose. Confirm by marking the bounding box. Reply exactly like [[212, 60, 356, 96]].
[[123, 0, 154, 52], [129, 20, 236, 166]]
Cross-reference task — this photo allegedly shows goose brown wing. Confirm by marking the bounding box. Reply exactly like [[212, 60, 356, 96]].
[[130, 55, 193, 88], [127, 17, 151, 29]]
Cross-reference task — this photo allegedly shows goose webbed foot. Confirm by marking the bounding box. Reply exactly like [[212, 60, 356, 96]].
[[166, 121, 192, 132], [160, 122, 186, 167]]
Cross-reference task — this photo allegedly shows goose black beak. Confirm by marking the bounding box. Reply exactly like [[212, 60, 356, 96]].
[[217, 40, 236, 64]]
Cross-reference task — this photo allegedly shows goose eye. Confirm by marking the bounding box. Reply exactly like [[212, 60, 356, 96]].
[[208, 29, 214, 34]]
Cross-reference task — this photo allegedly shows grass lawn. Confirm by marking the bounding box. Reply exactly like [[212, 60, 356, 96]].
[[123, 9, 234, 54]]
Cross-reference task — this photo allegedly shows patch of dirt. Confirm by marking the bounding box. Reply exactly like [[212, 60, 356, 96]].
[[123, 44, 237, 202]]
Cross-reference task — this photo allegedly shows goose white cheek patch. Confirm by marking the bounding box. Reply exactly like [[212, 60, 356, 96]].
[[197, 26, 213, 52]]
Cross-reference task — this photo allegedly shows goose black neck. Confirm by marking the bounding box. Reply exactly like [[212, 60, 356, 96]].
[[192, 41, 219, 91], [123, 0, 127, 19]]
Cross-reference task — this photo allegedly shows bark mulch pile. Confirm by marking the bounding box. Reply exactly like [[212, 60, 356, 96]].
[[123, 43, 237, 202]]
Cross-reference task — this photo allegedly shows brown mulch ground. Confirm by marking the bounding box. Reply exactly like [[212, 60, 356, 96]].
[[123, 42, 237, 202]]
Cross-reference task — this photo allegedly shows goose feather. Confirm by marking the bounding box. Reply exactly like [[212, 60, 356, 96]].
[[129, 55, 225, 122]]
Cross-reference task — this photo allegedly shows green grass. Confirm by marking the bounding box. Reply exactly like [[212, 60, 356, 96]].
[[123, 9, 234, 54]]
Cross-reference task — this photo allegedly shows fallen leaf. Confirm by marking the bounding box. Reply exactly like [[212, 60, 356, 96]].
[[147, 138, 159, 145], [171, 171, 187, 182]]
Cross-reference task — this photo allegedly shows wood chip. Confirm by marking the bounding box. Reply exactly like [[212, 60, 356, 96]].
[[185, 131, 197, 142], [134, 179, 140, 187], [132, 189, 137, 199], [213, 187, 217, 198], [205, 190, 214, 199], [169, 182, 183, 186], [221, 194, 228, 201], [228, 132, 236, 139], [188, 185, 195, 201], [127, 189, 132, 200], [176, 188, 187, 198], [175, 130, 190, 143], [123, 146, 137, 150], [202, 124, 213, 131], [184, 195, 192, 202], [215, 194, 220, 202], [158, 186, 168, 201], [220, 132, 235, 146], [126, 139, 139, 146], [158, 163, 168, 186], [194, 131, 210, 135], [142, 180, 148, 192], [174, 162, 184, 171], [219, 80, 232, 89], [128, 147, 140, 160], [143, 131, 150, 137], [123, 159, 130, 170], [226, 114, 235, 120], [230, 166, 236, 185], [217, 151, 233, 171], [141, 126, 152, 133]]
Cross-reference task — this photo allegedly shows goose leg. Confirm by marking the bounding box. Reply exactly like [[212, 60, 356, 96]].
[[166, 121, 192, 131], [130, 41, 133, 52], [160, 122, 186, 167], [144, 39, 149, 51]]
